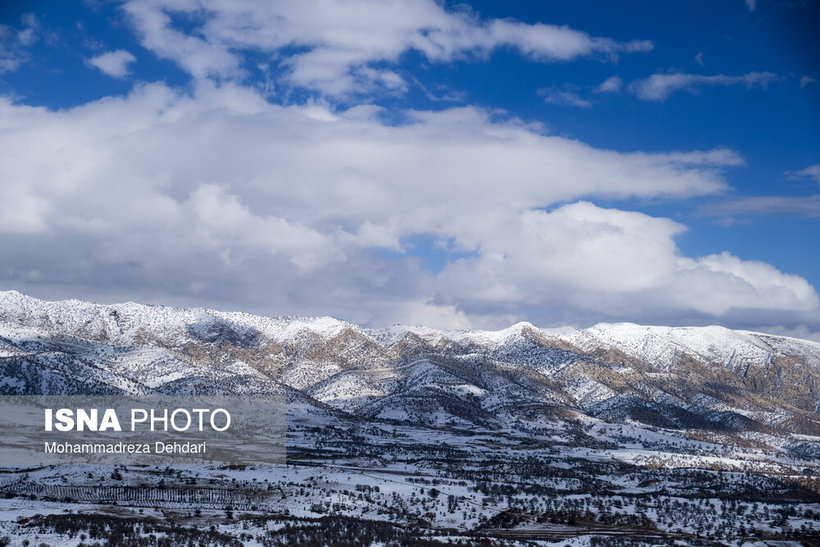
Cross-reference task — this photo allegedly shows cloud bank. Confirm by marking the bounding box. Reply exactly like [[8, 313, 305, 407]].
[[0, 81, 815, 331], [0, 0, 816, 337], [121, 0, 652, 95]]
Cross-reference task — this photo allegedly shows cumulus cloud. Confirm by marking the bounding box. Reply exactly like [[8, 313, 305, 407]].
[[87, 50, 137, 78], [1, 81, 783, 328], [436, 203, 818, 326], [0, 0, 815, 331], [673, 252, 817, 315], [629, 71, 777, 101], [121, 0, 652, 95], [596, 75, 623, 93], [439, 203, 688, 298], [386, 300, 472, 330]]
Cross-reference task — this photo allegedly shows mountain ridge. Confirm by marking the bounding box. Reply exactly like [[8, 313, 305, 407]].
[[1, 290, 819, 445], [2, 289, 818, 353]]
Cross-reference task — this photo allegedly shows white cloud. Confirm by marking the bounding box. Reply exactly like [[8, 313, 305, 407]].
[[183, 184, 339, 270], [87, 50, 137, 78], [385, 300, 472, 330], [1, 2, 815, 334], [800, 75, 818, 87], [121, 0, 652, 95], [0, 185, 50, 234], [16, 13, 40, 47], [789, 164, 820, 184], [437, 203, 818, 324], [745, 0, 757, 11], [695, 52, 704, 66], [538, 87, 592, 108], [699, 195, 820, 218], [629, 71, 777, 101], [466, 203, 687, 295], [596, 75, 623, 93], [0, 81, 770, 328], [0, 13, 39, 74], [673, 252, 818, 315]]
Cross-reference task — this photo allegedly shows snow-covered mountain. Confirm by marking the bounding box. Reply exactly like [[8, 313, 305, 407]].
[[3, 290, 820, 544], [2, 290, 819, 439]]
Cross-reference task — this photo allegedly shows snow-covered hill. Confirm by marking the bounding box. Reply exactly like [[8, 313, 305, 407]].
[[2, 291, 820, 544], [2, 290, 820, 439]]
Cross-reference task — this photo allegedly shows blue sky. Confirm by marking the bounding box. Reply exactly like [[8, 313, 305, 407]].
[[0, 0, 818, 338]]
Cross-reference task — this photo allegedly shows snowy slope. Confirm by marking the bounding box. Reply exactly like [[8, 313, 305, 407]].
[[2, 290, 820, 438]]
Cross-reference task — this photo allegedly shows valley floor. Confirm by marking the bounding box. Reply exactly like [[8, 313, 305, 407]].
[[0, 411, 818, 546]]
